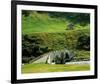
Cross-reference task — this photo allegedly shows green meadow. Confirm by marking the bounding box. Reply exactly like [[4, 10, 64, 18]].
[[22, 63, 90, 73]]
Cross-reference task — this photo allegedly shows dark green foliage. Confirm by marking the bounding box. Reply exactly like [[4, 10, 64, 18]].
[[22, 34, 51, 63], [64, 29, 90, 50], [22, 10, 30, 17], [54, 55, 61, 64], [47, 12, 90, 26], [65, 52, 71, 62], [54, 52, 73, 64], [77, 33, 90, 50], [67, 23, 74, 30], [60, 52, 66, 64], [22, 58, 30, 63], [22, 29, 90, 63], [65, 13, 90, 26], [73, 50, 90, 61], [22, 57, 32, 63]]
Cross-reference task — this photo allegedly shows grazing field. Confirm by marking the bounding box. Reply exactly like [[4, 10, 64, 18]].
[[22, 63, 90, 74]]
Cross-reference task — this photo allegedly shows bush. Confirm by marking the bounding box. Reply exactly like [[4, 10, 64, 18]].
[[22, 57, 31, 63], [22, 34, 51, 61], [22, 10, 31, 17], [77, 34, 90, 50], [64, 29, 90, 50], [73, 50, 90, 61], [54, 51, 74, 64]]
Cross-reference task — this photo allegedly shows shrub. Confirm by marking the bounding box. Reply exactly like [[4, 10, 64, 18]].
[[54, 55, 62, 64], [73, 50, 90, 61], [77, 33, 90, 50], [54, 51, 74, 64], [22, 58, 31, 63], [22, 34, 51, 60], [22, 10, 30, 17]]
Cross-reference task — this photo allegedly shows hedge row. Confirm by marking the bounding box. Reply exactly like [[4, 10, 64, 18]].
[[22, 29, 90, 63]]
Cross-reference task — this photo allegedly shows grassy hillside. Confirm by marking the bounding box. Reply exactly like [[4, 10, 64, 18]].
[[22, 11, 90, 34]]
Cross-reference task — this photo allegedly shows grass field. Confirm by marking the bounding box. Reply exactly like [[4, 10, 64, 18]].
[[22, 63, 90, 74], [22, 12, 89, 34], [22, 12, 66, 34]]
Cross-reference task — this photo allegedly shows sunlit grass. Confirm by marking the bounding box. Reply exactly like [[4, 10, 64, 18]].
[[22, 12, 89, 34], [22, 63, 90, 74]]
